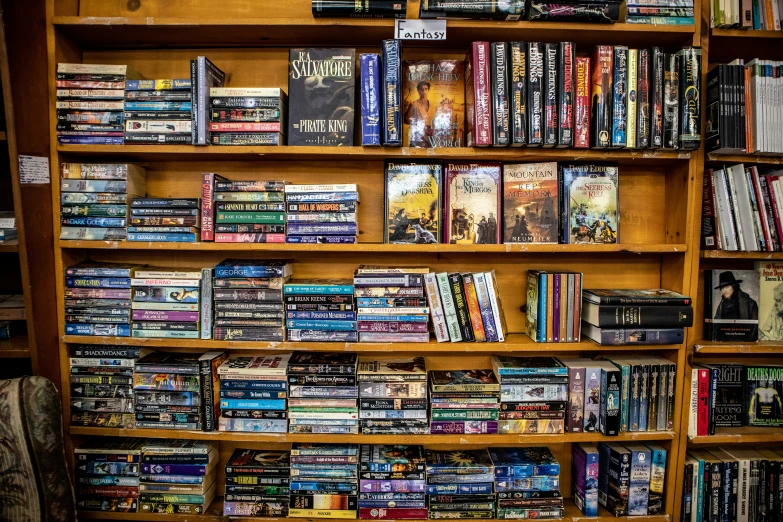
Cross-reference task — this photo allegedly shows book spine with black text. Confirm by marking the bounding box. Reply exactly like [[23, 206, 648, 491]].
[[381, 39, 402, 146], [448, 273, 474, 342], [663, 53, 680, 149], [509, 42, 527, 147], [626, 49, 638, 148], [637, 49, 651, 149], [592, 45, 613, 148], [543, 43, 559, 147], [611, 46, 628, 148], [491, 42, 511, 147], [558, 42, 574, 148], [574, 56, 591, 148], [527, 42, 544, 147], [650, 47, 665, 148]]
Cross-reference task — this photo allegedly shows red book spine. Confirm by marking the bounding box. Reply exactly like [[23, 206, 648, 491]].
[[466, 41, 492, 147], [201, 173, 216, 242], [215, 233, 286, 243], [697, 368, 710, 437], [359, 508, 428, 519], [574, 57, 591, 148], [701, 168, 719, 250], [208, 122, 281, 132]]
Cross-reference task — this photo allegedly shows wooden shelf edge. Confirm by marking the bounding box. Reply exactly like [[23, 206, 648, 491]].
[[0, 334, 30, 358], [701, 250, 783, 259], [706, 152, 783, 165], [0, 239, 19, 252], [0, 131, 6, 141], [694, 341, 783, 354], [711, 28, 783, 38], [688, 428, 783, 444]]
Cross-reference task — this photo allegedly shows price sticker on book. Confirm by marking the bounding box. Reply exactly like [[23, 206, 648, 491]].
[[395, 19, 447, 40]]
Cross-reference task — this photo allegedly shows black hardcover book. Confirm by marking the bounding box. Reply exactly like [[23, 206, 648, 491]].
[[312, 0, 407, 18], [735, 63, 744, 153], [591, 45, 612, 148], [419, 0, 525, 20], [526, 0, 620, 21], [704, 65, 724, 152], [382, 40, 402, 146], [448, 273, 475, 342], [650, 47, 665, 149], [663, 53, 680, 149], [491, 42, 511, 147], [527, 42, 544, 147], [712, 364, 744, 428], [288, 48, 355, 146], [611, 46, 627, 149], [637, 49, 651, 149], [542, 43, 558, 148], [678, 46, 702, 151], [647, 359, 660, 431], [600, 363, 621, 436], [582, 303, 694, 328], [509, 42, 527, 147], [558, 42, 574, 148]]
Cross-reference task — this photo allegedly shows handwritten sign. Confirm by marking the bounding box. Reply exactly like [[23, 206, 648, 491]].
[[395, 19, 447, 41], [18, 155, 50, 185]]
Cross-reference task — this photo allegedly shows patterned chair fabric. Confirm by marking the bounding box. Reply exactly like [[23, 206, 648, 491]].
[[0, 376, 75, 521]]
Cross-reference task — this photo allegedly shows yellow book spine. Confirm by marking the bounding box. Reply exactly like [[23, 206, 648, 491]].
[[289, 509, 358, 518]]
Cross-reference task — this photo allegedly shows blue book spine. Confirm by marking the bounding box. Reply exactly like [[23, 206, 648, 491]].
[[494, 465, 534, 478], [284, 285, 354, 295], [66, 267, 133, 277], [597, 443, 612, 508], [220, 380, 287, 391], [381, 39, 402, 146], [290, 482, 357, 492], [612, 46, 628, 147], [361, 53, 382, 146], [537, 273, 547, 342], [58, 136, 125, 145], [62, 217, 126, 227], [356, 315, 428, 322], [638, 364, 649, 431], [125, 79, 192, 90], [214, 266, 286, 278], [286, 320, 357, 331], [495, 476, 560, 492], [425, 483, 494, 495], [219, 390, 285, 399], [127, 233, 197, 242], [66, 323, 131, 336], [127, 227, 194, 233], [626, 445, 651, 515], [287, 223, 357, 235], [219, 399, 287, 410], [694, 459, 704, 522], [66, 277, 131, 288], [286, 311, 356, 320], [125, 101, 192, 111]]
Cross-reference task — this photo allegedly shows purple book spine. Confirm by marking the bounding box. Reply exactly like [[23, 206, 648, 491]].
[[131, 311, 200, 322], [285, 236, 357, 244], [361, 54, 382, 146], [429, 421, 498, 434], [141, 463, 206, 475], [287, 223, 357, 235], [553, 274, 560, 342]]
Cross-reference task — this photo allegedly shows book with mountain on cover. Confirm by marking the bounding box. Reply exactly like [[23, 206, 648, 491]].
[[288, 48, 355, 146], [703, 269, 759, 342], [560, 163, 619, 244], [402, 60, 465, 148], [384, 161, 442, 244], [429, 369, 500, 392], [503, 162, 559, 243], [745, 365, 783, 427], [357, 356, 427, 381], [443, 162, 501, 244]]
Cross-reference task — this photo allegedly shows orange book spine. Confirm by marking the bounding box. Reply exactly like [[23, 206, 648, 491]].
[[462, 273, 487, 342]]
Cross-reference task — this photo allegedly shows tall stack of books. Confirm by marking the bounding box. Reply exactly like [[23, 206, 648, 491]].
[[424, 449, 495, 519], [289, 443, 360, 518], [211, 259, 291, 341], [133, 351, 203, 430], [358, 445, 427, 520], [69, 345, 145, 428], [572, 443, 600, 516], [489, 447, 564, 519], [60, 163, 147, 241], [64, 261, 139, 337], [0, 211, 17, 243], [213, 180, 287, 243], [138, 440, 218, 515], [130, 268, 201, 339], [75, 438, 145, 514], [285, 184, 359, 244], [56, 63, 140, 145], [285, 280, 357, 342], [209, 88, 287, 145], [217, 354, 290, 433], [357, 356, 429, 435], [128, 198, 201, 242], [525, 270, 583, 343], [123, 78, 193, 145], [287, 352, 359, 435], [354, 266, 430, 343], [428, 369, 500, 435], [492, 355, 568, 434], [223, 449, 291, 517], [582, 288, 693, 345]]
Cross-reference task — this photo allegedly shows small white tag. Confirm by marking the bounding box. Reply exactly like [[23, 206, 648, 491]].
[[18, 155, 50, 184], [394, 19, 447, 41]]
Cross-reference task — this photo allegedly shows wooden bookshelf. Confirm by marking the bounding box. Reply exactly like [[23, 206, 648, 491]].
[[0, 240, 19, 252], [0, 334, 29, 358], [0, 131, 6, 141], [688, 426, 783, 444], [694, 341, 783, 353], [700, 250, 783, 259], [706, 152, 783, 165]]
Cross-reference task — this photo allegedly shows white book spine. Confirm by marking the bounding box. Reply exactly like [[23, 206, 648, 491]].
[[0, 218, 16, 228], [200, 268, 213, 339], [714, 169, 739, 250], [711, 175, 724, 250], [70, 358, 135, 367], [483, 271, 506, 342], [726, 165, 749, 250], [687, 458, 699, 522], [131, 278, 202, 287], [284, 184, 358, 193], [424, 273, 449, 343], [743, 167, 765, 250], [688, 367, 698, 439], [435, 272, 462, 342], [627, 49, 638, 148]]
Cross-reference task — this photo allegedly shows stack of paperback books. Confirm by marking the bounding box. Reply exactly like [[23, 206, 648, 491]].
[[223, 449, 291, 517], [0, 211, 17, 243], [625, 1, 694, 24], [289, 443, 360, 518], [69, 345, 144, 428], [64, 261, 139, 337], [217, 354, 290, 433], [357, 356, 429, 435], [285, 184, 359, 243], [123, 78, 192, 144], [424, 449, 495, 519], [563, 358, 620, 434], [572, 443, 600, 516], [489, 447, 564, 519], [582, 288, 693, 344], [133, 351, 203, 430], [598, 443, 662, 516], [211, 259, 291, 341], [60, 163, 147, 241], [428, 369, 500, 434], [214, 180, 287, 243], [285, 280, 357, 342], [604, 355, 676, 433], [55, 63, 140, 145], [525, 271, 584, 343], [358, 445, 427, 520], [492, 355, 568, 434], [354, 266, 430, 343], [130, 268, 201, 339], [75, 438, 145, 513], [139, 440, 218, 515], [287, 352, 359, 434], [128, 198, 201, 242], [70, 347, 136, 428], [209, 87, 287, 145]]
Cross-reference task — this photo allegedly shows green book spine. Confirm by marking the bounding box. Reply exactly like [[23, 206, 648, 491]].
[[215, 212, 285, 224]]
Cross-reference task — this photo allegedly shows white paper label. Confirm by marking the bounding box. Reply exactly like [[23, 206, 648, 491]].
[[395, 20, 447, 40], [18, 155, 50, 185]]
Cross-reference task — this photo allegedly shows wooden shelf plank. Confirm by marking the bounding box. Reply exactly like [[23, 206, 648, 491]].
[[706, 152, 783, 165], [689, 426, 783, 444], [61, 333, 681, 352], [0, 131, 6, 141], [711, 28, 783, 38], [0, 240, 19, 252], [58, 241, 687, 254], [55, 144, 691, 164], [52, 16, 695, 49], [701, 250, 783, 259], [0, 334, 29, 358], [694, 341, 783, 354]]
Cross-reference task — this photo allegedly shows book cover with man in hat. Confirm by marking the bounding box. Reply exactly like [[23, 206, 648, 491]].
[[704, 270, 759, 342]]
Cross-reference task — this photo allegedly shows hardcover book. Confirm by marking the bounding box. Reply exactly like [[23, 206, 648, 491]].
[[757, 261, 783, 341], [384, 161, 442, 244], [703, 270, 759, 342], [591, 46, 613, 148], [502, 162, 558, 243], [402, 60, 465, 148], [288, 48, 355, 146], [465, 41, 492, 147], [714, 364, 744, 427], [491, 42, 510, 147], [574, 56, 591, 149], [745, 365, 783, 427], [611, 46, 628, 148], [444, 162, 501, 244], [527, 42, 544, 146], [560, 164, 619, 244]]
